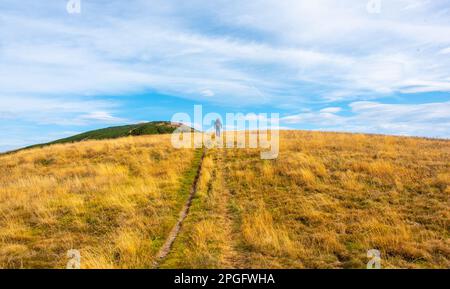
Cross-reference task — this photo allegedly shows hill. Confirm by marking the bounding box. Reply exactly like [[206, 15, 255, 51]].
[[163, 132, 449, 269], [0, 134, 201, 268], [22, 121, 192, 150], [0, 131, 448, 268]]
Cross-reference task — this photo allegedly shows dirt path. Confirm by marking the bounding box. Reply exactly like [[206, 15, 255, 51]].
[[153, 146, 244, 268], [153, 149, 205, 268], [216, 149, 241, 268]]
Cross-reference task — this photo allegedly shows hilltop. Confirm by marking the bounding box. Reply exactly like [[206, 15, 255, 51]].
[[18, 121, 193, 151]]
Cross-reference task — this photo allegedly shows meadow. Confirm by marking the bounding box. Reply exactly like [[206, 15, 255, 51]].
[[162, 131, 450, 269], [0, 135, 199, 268], [0, 131, 449, 268]]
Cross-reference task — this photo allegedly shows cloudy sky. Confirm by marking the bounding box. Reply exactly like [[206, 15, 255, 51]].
[[1, 0, 450, 151]]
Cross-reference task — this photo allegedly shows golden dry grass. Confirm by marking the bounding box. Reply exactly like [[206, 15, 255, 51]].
[[0, 135, 197, 268], [219, 131, 450, 268], [1, 131, 449, 269]]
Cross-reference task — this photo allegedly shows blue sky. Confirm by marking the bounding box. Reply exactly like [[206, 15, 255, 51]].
[[1, 0, 450, 152]]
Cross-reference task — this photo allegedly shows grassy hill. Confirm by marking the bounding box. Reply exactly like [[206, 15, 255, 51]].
[[23, 121, 192, 150], [163, 132, 450, 269], [0, 135, 200, 268], [0, 131, 448, 268]]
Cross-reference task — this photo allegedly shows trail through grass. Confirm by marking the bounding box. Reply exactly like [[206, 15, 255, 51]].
[[153, 149, 205, 267], [160, 148, 239, 268], [0, 135, 197, 268], [0, 131, 448, 268], [161, 132, 449, 269]]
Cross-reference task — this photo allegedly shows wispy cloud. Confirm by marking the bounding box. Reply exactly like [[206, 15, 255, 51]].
[[2, 1, 449, 104], [0, 95, 122, 125], [0, 0, 449, 150], [282, 101, 450, 138], [78, 111, 127, 124], [320, 107, 342, 113]]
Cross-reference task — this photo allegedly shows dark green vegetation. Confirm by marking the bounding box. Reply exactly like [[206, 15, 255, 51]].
[[10, 121, 192, 153]]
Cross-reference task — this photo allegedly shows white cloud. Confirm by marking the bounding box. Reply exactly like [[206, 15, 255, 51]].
[[439, 47, 450, 55], [403, 0, 431, 11], [1, 0, 449, 108], [282, 101, 450, 138], [200, 89, 215, 97], [320, 107, 342, 113], [0, 0, 449, 147], [0, 95, 122, 125], [79, 111, 126, 123]]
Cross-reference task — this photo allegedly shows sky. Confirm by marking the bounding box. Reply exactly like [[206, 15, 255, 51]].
[[1, 0, 450, 152]]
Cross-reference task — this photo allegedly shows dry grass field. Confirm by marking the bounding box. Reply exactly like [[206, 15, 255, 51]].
[[0, 131, 449, 268], [0, 135, 200, 268], [162, 131, 450, 269]]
